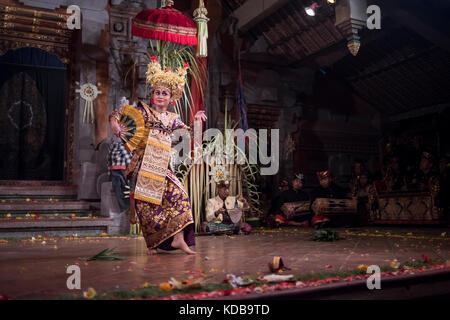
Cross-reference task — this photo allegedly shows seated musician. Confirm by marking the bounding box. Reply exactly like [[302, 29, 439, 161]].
[[204, 180, 250, 235], [349, 159, 366, 197], [352, 170, 379, 224], [310, 170, 348, 228], [381, 155, 407, 192], [273, 174, 311, 227], [440, 155, 450, 225], [268, 179, 289, 216], [408, 151, 439, 192]]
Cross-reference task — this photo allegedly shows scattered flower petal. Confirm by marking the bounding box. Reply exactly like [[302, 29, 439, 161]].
[[158, 282, 171, 292], [83, 287, 96, 299]]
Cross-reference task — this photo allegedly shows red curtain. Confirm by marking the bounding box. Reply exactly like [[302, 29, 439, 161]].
[[189, 56, 207, 124]]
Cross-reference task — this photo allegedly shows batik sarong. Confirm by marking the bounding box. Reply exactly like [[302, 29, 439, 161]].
[[135, 170, 195, 250]]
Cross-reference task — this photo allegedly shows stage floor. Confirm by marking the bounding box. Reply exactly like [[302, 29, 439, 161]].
[[1, 226, 449, 299]]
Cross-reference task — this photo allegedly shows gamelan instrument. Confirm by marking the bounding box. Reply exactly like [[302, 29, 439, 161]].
[[313, 198, 357, 215], [281, 201, 310, 219]]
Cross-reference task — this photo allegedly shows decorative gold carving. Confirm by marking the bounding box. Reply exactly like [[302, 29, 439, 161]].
[[2, 22, 14, 28], [347, 39, 360, 56], [1, 30, 68, 43], [372, 192, 444, 224], [2, 6, 69, 22], [0, 20, 71, 37], [5, 14, 69, 29], [0, 38, 70, 63]]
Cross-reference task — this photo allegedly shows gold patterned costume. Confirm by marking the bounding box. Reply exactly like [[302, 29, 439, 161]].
[[109, 57, 195, 250]]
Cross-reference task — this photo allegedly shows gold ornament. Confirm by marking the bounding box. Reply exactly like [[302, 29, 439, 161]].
[[146, 57, 188, 101], [347, 40, 361, 56]]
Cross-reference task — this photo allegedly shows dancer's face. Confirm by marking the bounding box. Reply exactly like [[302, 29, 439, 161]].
[[152, 87, 171, 109]]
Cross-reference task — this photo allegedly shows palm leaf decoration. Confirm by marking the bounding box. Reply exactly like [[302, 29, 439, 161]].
[[84, 248, 124, 261], [173, 106, 262, 231]]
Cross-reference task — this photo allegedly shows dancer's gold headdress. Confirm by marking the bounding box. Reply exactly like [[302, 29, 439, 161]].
[[146, 56, 188, 101]]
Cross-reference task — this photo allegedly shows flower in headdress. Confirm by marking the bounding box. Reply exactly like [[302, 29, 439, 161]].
[[183, 62, 189, 69], [146, 58, 187, 101]]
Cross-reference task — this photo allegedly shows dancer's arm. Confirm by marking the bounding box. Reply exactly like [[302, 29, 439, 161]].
[[173, 111, 207, 131]]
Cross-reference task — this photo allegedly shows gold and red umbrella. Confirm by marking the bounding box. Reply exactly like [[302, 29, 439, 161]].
[[131, 0, 197, 46]]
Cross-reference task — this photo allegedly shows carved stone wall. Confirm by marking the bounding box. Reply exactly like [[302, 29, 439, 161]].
[[108, 3, 151, 115]]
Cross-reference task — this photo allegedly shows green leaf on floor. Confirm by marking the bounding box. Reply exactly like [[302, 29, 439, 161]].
[[84, 248, 124, 261], [311, 230, 340, 242]]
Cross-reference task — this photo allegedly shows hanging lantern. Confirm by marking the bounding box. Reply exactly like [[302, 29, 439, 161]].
[[193, 0, 209, 57], [131, 0, 197, 46], [347, 37, 361, 56]]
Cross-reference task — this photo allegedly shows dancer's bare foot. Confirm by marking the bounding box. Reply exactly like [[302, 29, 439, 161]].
[[147, 249, 157, 255], [172, 232, 196, 255]]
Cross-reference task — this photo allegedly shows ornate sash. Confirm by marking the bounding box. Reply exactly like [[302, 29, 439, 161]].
[[133, 103, 178, 205]]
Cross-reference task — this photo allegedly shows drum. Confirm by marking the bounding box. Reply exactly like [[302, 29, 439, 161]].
[[281, 201, 310, 219], [228, 208, 243, 224], [314, 198, 357, 215]]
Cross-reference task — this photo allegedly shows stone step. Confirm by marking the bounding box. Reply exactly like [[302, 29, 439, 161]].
[[0, 185, 77, 196], [0, 201, 100, 214], [0, 185, 78, 201], [0, 195, 77, 201], [0, 217, 117, 238], [0, 211, 98, 219]]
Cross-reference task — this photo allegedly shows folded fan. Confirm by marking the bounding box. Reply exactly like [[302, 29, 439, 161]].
[[119, 104, 149, 153]]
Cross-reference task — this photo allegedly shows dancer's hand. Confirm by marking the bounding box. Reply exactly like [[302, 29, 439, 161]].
[[194, 110, 207, 122], [129, 209, 137, 225]]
